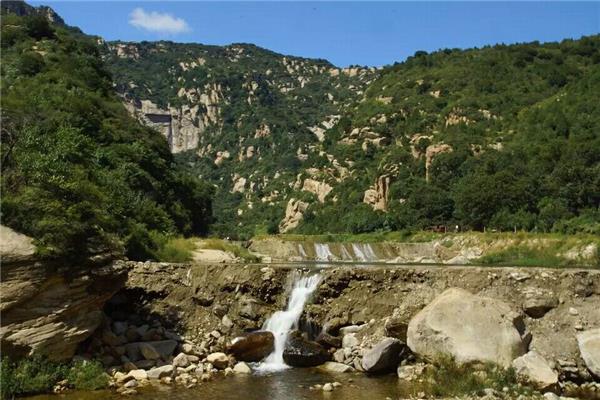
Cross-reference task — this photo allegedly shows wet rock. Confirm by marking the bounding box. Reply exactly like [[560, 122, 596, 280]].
[[512, 351, 558, 390], [127, 369, 148, 381], [577, 328, 600, 378], [407, 288, 526, 367], [206, 352, 229, 369], [283, 331, 329, 367], [361, 337, 406, 373], [173, 353, 191, 368], [147, 365, 174, 380], [228, 331, 274, 362], [233, 362, 252, 374], [319, 361, 354, 373]]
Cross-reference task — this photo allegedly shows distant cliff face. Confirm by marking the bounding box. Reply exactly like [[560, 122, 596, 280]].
[[106, 36, 600, 238]]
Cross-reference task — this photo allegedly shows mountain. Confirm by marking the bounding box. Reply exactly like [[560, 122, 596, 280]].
[[0, 2, 213, 260], [103, 40, 377, 238], [107, 36, 600, 238]]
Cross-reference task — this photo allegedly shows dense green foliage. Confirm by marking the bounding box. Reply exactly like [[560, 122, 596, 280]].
[[298, 37, 600, 235], [0, 10, 213, 260], [1, 356, 108, 398]]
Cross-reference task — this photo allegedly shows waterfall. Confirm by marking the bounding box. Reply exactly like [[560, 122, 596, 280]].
[[257, 273, 321, 372], [314, 243, 334, 261], [340, 244, 353, 261], [297, 244, 308, 259], [351, 243, 378, 261]]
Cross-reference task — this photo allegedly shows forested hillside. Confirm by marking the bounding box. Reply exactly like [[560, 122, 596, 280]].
[[108, 36, 600, 238], [0, 4, 212, 261], [300, 38, 600, 235]]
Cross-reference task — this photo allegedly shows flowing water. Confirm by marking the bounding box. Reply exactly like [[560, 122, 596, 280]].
[[314, 243, 335, 261], [257, 272, 322, 372]]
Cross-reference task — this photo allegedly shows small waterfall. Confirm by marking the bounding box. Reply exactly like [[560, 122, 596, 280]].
[[340, 244, 353, 261], [257, 273, 321, 372], [297, 244, 308, 259], [351, 243, 378, 261], [314, 243, 334, 261]]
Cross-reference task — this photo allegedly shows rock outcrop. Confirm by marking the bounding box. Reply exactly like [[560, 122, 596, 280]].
[[279, 199, 308, 233], [0, 226, 126, 361], [302, 179, 333, 203], [577, 328, 600, 378], [407, 288, 527, 367], [363, 175, 390, 212]]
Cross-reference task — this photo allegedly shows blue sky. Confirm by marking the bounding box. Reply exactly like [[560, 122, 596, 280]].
[[31, 1, 600, 67]]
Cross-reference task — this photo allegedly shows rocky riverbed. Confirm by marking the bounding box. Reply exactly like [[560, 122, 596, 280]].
[[60, 261, 600, 399]]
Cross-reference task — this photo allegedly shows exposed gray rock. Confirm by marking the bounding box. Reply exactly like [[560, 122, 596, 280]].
[[147, 365, 174, 380], [361, 337, 405, 373], [512, 351, 558, 390], [407, 288, 526, 367], [206, 352, 229, 369], [523, 296, 558, 318], [319, 361, 354, 373], [125, 340, 177, 362], [577, 328, 600, 378]]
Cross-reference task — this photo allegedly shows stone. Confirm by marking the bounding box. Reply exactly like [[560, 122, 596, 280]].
[[316, 331, 342, 348], [361, 337, 406, 373], [102, 330, 122, 347], [319, 361, 354, 373], [0, 225, 36, 263], [206, 352, 229, 369], [339, 325, 363, 336], [113, 321, 128, 336], [123, 379, 138, 388], [146, 365, 174, 380], [283, 331, 330, 367], [114, 371, 133, 384], [126, 369, 148, 381], [139, 343, 161, 360], [173, 353, 191, 368], [384, 317, 409, 341], [512, 351, 558, 390], [342, 333, 359, 348], [333, 349, 345, 363], [322, 383, 333, 392], [228, 331, 274, 362], [522, 296, 558, 318], [125, 340, 177, 362], [279, 199, 308, 233], [577, 328, 600, 378], [407, 288, 526, 367], [233, 362, 252, 374], [397, 364, 426, 381]]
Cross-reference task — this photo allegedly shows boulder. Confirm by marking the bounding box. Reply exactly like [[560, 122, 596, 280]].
[[342, 333, 359, 348], [319, 361, 354, 373], [233, 362, 252, 374], [384, 317, 409, 341], [361, 337, 406, 373], [397, 364, 427, 381], [512, 351, 558, 390], [283, 331, 329, 367], [522, 296, 558, 319], [126, 369, 148, 381], [407, 288, 526, 367], [125, 340, 177, 362], [172, 353, 191, 368], [228, 331, 274, 362], [316, 331, 342, 348], [206, 352, 229, 369], [577, 328, 600, 378], [146, 365, 174, 380]]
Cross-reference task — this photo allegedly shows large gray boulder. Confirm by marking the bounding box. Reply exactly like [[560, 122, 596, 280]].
[[407, 288, 527, 367], [228, 331, 274, 362], [361, 337, 406, 373], [512, 351, 558, 390], [577, 328, 600, 378]]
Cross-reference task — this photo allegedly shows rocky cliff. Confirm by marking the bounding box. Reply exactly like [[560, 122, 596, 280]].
[[0, 226, 127, 361]]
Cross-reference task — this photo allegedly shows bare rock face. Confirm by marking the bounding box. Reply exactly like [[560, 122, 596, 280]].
[[407, 288, 527, 367], [302, 179, 333, 203], [425, 143, 453, 182], [512, 351, 558, 390], [363, 175, 390, 212], [279, 199, 309, 233], [0, 226, 126, 361], [577, 328, 600, 378]]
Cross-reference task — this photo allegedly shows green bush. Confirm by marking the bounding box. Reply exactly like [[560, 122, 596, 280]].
[[67, 360, 109, 391]]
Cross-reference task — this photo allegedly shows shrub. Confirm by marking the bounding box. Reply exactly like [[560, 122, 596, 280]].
[[66, 360, 109, 391], [152, 234, 196, 263]]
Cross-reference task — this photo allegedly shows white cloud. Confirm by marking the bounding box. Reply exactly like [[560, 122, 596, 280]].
[[129, 8, 191, 35]]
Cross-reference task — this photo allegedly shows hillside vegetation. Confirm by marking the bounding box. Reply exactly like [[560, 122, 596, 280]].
[[0, 6, 212, 261], [107, 36, 600, 239]]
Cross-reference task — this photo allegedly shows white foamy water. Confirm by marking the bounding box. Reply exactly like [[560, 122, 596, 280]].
[[340, 244, 353, 261], [297, 244, 308, 258], [314, 243, 335, 261], [351, 243, 378, 261], [257, 273, 321, 372]]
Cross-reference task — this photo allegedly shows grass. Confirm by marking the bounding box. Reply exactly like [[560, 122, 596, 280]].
[[153, 236, 197, 263], [202, 238, 260, 263], [1, 356, 108, 399], [402, 356, 538, 399]]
